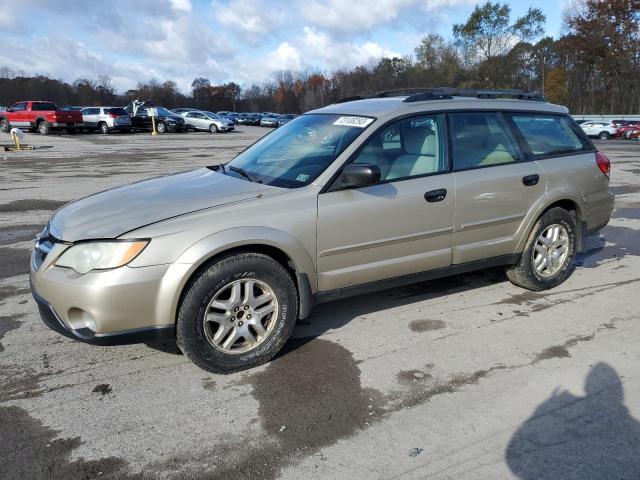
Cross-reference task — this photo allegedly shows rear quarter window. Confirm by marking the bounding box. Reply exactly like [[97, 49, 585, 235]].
[[32, 102, 58, 111], [508, 114, 592, 157]]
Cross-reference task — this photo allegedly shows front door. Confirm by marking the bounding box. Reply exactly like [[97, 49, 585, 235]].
[[317, 114, 454, 292]]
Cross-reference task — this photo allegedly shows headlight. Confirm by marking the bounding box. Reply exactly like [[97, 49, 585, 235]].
[[55, 240, 149, 274]]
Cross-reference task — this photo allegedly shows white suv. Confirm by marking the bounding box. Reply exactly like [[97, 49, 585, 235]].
[[579, 121, 617, 140]]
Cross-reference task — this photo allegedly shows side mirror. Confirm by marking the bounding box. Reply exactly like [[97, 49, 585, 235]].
[[331, 164, 381, 191]]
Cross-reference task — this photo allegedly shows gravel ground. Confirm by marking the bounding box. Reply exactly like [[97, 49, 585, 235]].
[[1, 128, 639, 480]]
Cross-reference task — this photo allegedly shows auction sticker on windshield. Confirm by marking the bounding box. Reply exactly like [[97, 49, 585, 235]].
[[333, 116, 374, 128]]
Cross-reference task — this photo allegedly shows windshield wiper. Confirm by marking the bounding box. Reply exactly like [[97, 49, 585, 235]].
[[229, 166, 262, 183]]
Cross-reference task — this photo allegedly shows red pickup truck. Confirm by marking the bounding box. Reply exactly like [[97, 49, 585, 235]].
[[0, 101, 84, 135]]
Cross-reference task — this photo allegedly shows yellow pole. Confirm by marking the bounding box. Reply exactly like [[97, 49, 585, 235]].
[[11, 131, 20, 150], [151, 115, 157, 136]]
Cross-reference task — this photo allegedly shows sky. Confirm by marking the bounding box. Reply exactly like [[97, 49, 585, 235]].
[[0, 0, 566, 94]]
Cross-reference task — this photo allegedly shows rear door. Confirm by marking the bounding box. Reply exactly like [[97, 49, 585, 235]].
[[317, 114, 454, 291], [450, 111, 545, 264]]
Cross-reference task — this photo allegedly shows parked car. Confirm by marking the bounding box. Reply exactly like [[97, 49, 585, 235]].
[[0, 101, 84, 135], [81, 107, 131, 134], [579, 120, 617, 139], [171, 108, 196, 115], [277, 113, 298, 127], [0, 106, 6, 112], [181, 110, 234, 132], [62, 106, 85, 111], [616, 121, 640, 138], [30, 88, 614, 373], [126, 105, 186, 133], [260, 114, 281, 127], [627, 128, 640, 140]]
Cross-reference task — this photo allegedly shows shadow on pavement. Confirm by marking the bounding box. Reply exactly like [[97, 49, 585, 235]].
[[506, 362, 640, 480]]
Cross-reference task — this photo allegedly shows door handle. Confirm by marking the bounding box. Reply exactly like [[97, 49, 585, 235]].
[[424, 188, 447, 202], [522, 174, 539, 186]]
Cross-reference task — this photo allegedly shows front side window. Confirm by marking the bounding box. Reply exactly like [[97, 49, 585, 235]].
[[350, 114, 445, 181], [227, 114, 372, 188], [508, 114, 591, 157], [11, 102, 27, 111], [450, 112, 520, 170]]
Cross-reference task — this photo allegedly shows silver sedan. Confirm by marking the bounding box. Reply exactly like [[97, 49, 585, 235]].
[[181, 111, 234, 133]]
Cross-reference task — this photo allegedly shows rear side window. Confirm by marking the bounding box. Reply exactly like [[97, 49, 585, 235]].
[[108, 108, 127, 115], [508, 114, 591, 157], [450, 112, 520, 170], [32, 102, 58, 111]]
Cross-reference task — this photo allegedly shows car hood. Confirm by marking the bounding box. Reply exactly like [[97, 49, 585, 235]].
[[50, 168, 280, 242]]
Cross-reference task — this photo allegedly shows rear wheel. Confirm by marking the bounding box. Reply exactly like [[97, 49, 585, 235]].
[[177, 252, 298, 374], [506, 207, 577, 291], [0, 118, 9, 132], [38, 121, 51, 135], [599, 131, 611, 140], [99, 122, 109, 134], [209, 123, 218, 133]]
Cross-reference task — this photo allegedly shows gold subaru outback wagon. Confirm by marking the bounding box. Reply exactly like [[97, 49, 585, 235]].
[[30, 88, 614, 373]]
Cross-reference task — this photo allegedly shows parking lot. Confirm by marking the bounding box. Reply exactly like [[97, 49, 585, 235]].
[[1, 128, 639, 479]]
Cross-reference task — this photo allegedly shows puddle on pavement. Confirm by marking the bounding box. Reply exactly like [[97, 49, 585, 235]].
[[0, 224, 42, 246], [409, 319, 447, 332], [0, 199, 68, 213]]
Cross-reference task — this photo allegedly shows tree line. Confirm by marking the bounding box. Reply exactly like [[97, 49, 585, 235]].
[[0, 0, 637, 114]]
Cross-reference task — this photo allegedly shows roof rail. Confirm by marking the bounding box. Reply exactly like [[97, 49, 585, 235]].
[[403, 88, 546, 103], [335, 95, 367, 103]]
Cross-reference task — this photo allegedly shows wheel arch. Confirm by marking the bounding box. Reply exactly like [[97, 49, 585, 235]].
[[515, 195, 586, 255], [158, 227, 317, 328]]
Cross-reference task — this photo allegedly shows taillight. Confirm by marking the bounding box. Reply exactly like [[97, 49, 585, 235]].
[[109, 113, 118, 118], [595, 151, 610, 178]]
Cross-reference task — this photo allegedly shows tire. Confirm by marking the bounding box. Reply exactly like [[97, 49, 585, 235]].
[[209, 123, 218, 133], [99, 123, 109, 135], [506, 207, 577, 291], [599, 131, 610, 140], [177, 252, 298, 374], [38, 121, 51, 135], [156, 122, 166, 134], [0, 118, 9, 133]]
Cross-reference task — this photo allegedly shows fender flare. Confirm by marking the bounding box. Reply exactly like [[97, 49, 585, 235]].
[[513, 191, 587, 254], [155, 226, 317, 326]]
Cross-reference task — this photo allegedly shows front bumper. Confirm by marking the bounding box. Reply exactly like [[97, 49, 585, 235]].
[[30, 246, 175, 344], [31, 286, 174, 345]]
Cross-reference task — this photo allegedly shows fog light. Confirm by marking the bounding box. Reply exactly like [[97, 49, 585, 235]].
[[67, 308, 97, 332]]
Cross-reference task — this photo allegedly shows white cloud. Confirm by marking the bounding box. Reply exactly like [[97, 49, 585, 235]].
[[0, 0, 492, 93], [169, 0, 192, 12], [214, 0, 286, 35]]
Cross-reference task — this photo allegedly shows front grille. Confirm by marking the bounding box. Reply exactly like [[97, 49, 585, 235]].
[[34, 230, 56, 270]]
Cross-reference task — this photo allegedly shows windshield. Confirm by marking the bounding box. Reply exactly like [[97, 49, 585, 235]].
[[156, 107, 175, 116], [226, 113, 374, 188]]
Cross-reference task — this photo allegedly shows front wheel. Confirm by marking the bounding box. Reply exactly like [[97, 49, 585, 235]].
[[156, 122, 166, 134], [599, 131, 611, 140], [506, 207, 577, 291], [177, 252, 298, 373], [209, 124, 218, 133]]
